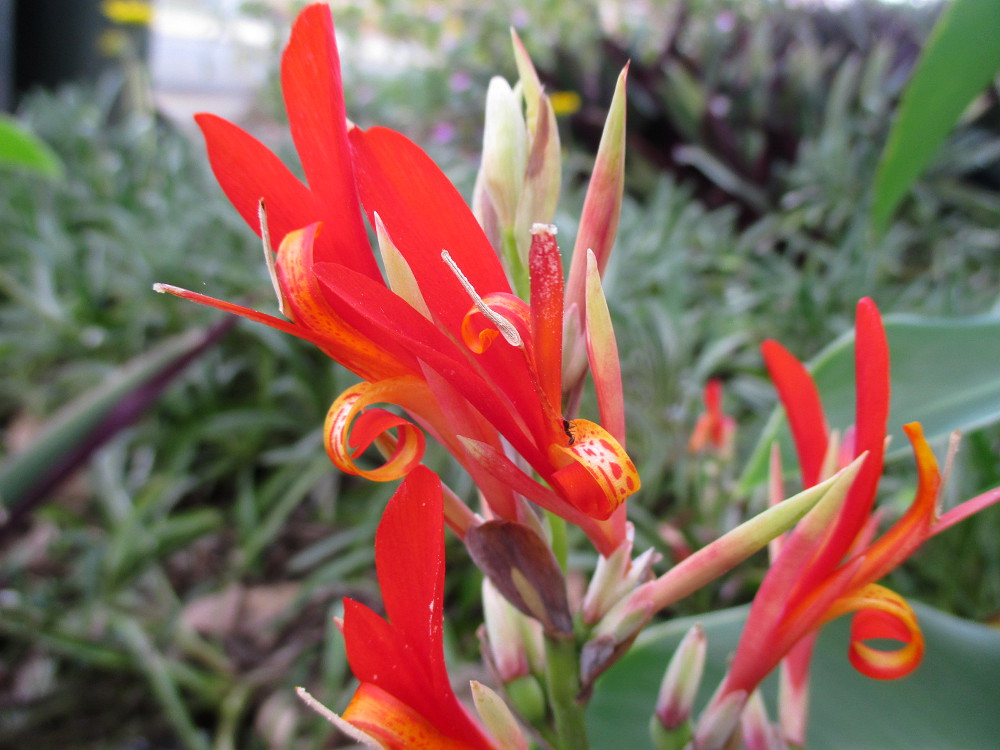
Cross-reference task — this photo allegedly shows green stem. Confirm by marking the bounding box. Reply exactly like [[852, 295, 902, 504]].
[[544, 634, 589, 750], [547, 510, 569, 571], [501, 226, 530, 299]]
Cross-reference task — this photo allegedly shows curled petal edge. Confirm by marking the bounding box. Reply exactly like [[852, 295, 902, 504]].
[[821, 583, 924, 681], [460, 293, 531, 355], [324, 378, 428, 481]]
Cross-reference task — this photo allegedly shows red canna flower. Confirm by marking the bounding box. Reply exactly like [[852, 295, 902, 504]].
[[696, 298, 1000, 748], [155, 3, 638, 553], [688, 378, 736, 458], [299, 466, 501, 749]]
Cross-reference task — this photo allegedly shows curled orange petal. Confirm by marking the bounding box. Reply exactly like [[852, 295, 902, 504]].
[[277, 224, 407, 381], [822, 583, 924, 680], [324, 378, 429, 481], [548, 419, 640, 520], [460, 293, 531, 355]]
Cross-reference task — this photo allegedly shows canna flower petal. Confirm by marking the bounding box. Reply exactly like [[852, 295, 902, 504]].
[[347, 125, 511, 338], [324, 378, 429, 481], [338, 467, 499, 749], [820, 583, 924, 681], [194, 112, 323, 254], [278, 4, 376, 275], [761, 339, 829, 487], [343, 683, 481, 750], [548, 419, 639, 520], [277, 224, 407, 380]]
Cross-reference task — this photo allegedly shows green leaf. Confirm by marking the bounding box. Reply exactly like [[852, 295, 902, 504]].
[[0, 323, 230, 519], [0, 114, 63, 178], [589, 602, 1000, 748], [741, 312, 1000, 489], [871, 0, 1000, 233]]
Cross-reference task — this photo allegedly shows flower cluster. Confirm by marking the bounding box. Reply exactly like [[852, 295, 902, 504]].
[[159, 4, 1000, 748]]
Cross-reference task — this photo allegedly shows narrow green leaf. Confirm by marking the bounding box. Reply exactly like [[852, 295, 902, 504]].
[[0, 115, 63, 178], [590, 602, 1000, 748], [741, 312, 1000, 489], [871, 0, 1000, 232], [0, 323, 231, 521]]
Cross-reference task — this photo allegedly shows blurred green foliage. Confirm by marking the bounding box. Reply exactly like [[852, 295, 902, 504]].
[[1, 0, 998, 747]]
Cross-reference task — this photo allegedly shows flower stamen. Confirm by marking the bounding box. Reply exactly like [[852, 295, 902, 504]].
[[442, 249, 522, 347], [258, 199, 289, 318]]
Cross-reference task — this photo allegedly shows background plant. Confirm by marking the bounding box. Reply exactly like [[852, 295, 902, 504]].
[[1, 0, 998, 747]]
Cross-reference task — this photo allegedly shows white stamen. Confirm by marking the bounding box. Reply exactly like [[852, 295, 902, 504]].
[[531, 222, 557, 235], [259, 200, 289, 318], [441, 249, 522, 347], [295, 688, 384, 748]]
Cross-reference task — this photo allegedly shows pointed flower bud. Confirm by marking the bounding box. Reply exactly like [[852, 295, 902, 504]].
[[655, 624, 707, 731], [482, 578, 542, 684], [470, 681, 530, 750], [582, 538, 658, 625], [693, 688, 748, 750], [481, 76, 528, 231], [741, 689, 788, 750], [564, 64, 628, 333], [511, 30, 561, 233]]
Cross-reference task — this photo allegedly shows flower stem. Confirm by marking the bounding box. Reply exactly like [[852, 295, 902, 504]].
[[547, 510, 569, 571], [544, 633, 589, 750]]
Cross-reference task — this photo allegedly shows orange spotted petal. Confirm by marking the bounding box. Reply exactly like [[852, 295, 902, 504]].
[[820, 583, 924, 680], [548, 419, 640, 520], [324, 378, 429, 481]]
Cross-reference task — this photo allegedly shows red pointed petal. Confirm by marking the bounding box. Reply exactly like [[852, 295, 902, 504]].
[[842, 297, 891, 531], [279, 6, 379, 276], [154, 283, 316, 343], [342, 468, 496, 747], [376, 467, 445, 657], [761, 339, 829, 487], [812, 298, 891, 578], [348, 125, 511, 336], [343, 598, 433, 694], [195, 113, 321, 245]]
